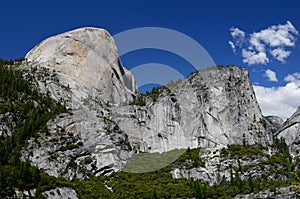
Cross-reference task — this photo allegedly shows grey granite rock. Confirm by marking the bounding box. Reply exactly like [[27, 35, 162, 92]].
[[114, 66, 273, 154], [42, 187, 78, 199], [265, 115, 284, 131], [25, 27, 137, 108], [276, 107, 300, 156], [21, 28, 273, 180], [22, 27, 136, 179]]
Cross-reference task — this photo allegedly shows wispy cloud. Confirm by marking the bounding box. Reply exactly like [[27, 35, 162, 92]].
[[230, 27, 246, 39], [254, 72, 300, 119], [270, 48, 291, 62], [265, 69, 278, 82], [229, 21, 298, 65], [242, 50, 269, 65], [284, 72, 300, 82], [229, 27, 245, 53], [228, 41, 236, 53]]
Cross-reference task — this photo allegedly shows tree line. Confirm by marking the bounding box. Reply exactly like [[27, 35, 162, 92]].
[[0, 59, 67, 198]]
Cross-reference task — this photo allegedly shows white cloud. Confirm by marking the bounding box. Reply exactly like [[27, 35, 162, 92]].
[[242, 49, 269, 65], [254, 72, 300, 119], [229, 21, 298, 65], [228, 41, 236, 52], [230, 27, 245, 39], [250, 21, 298, 50], [270, 48, 291, 62], [249, 36, 266, 52], [284, 72, 300, 83], [229, 27, 245, 51], [265, 69, 278, 82]]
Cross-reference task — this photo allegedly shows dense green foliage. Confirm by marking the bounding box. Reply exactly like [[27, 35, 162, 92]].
[[129, 86, 172, 106], [106, 142, 295, 199], [0, 59, 67, 198], [106, 172, 292, 199], [39, 143, 298, 199], [173, 147, 205, 168], [129, 94, 146, 106], [220, 144, 266, 159]]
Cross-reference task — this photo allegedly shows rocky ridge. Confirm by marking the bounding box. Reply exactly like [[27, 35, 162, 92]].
[[114, 66, 273, 154], [277, 107, 300, 156], [20, 27, 275, 181], [265, 115, 284, 131], [171, 144, 288, 186], [25, 27, 137, 108], [22, 27, 137, 178], [0, 26, 299, 198]]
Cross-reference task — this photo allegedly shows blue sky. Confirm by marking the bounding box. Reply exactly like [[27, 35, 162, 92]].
[[0, 0, 299, 119]]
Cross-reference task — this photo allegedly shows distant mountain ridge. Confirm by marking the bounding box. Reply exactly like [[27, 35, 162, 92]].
[[277, 107, 300, 156]]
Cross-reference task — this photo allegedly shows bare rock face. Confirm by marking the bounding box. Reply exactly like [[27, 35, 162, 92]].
[[265, 115, 284, 131], [276, 107, 300, 156], [113, 66, 273, 153], [21, 27, 273, 180], [25, 27, 137, 107], [23, 109, 133, 179], [42, 187, 78, 199], [0, 112, 19, 137], [22, 27, 136, 179]]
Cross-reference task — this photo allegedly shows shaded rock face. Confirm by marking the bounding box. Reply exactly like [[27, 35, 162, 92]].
[[265, 115, 284, 131], [276, 107, 300, 156], [114, 67, 273, 153], [42, 187, 78, 199], [23, 109, 133, 179], [25, 27, 137, 107], [0, 112, 19, 137]]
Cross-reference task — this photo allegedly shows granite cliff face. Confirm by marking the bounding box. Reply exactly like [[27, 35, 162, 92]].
[[276, 107, 300, 156], [22, 28, 137, 179], [113, 66, 273, 154], [25, 27, 137, 108], [265, 116, 284, 131], [21, 27, 273, 180]]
